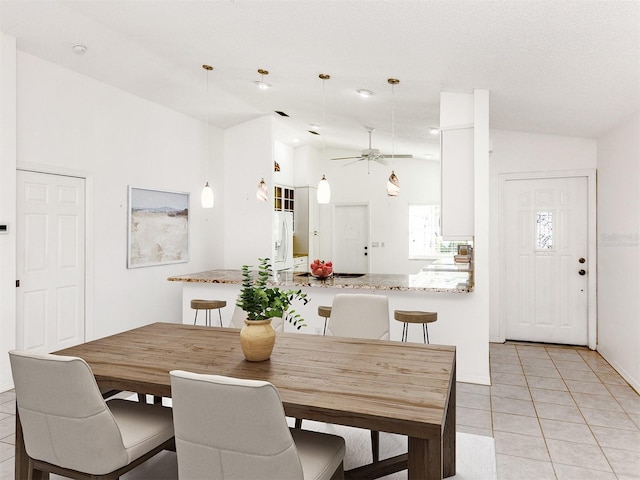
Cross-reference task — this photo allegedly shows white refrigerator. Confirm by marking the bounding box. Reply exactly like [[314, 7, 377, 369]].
[[272, 211, 294, 271]]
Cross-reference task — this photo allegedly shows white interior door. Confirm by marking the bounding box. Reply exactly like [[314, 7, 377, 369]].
[[16, 170, 85, 353], [333, 204, 369, 274], [503, 176, 589, 345]]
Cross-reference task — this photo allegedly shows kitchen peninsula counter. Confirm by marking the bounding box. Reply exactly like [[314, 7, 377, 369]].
[[168, 268, 472, 293], [168, 267, 487, 385]]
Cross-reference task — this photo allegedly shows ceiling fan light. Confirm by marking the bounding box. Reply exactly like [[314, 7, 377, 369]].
[[317, 175, 331, 204], [201, 181, 214, 208], [386, 171, 400, 197], [256, 178, 268, 202]]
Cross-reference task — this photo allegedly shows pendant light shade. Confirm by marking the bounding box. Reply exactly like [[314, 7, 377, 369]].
[[317, 174, 331, 204], [201, 64, 214, 208], [256, 178, 268, 202], [201, 181, 214, 208], [386, 171, 400, 197]]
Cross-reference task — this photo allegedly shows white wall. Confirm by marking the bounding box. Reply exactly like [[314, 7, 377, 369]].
[[488, 130, 597, 341], [0, 34, 17, 392], [0, 48, 224, 390], [596, 110, 640, 392]]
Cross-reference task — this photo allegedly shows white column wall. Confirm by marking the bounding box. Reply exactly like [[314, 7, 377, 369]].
[[596, 110, 640, 392]]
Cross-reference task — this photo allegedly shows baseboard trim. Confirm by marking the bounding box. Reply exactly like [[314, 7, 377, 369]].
[[596, 345, 640, 394]]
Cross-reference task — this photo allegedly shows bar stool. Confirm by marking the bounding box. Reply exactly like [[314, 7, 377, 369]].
[[318, 305, 332, 335], [191, 299, 226, 327], [394, 310, 437, 343]]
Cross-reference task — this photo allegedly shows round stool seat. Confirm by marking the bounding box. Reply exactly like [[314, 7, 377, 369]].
[[394, 310, 437, 324], [191, 299, 226, 310], [191, 299, 226, 327], [394, 310, 437, 343]]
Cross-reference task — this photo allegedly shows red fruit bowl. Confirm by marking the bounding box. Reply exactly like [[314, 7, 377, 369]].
[[310, 260, 333, 279]]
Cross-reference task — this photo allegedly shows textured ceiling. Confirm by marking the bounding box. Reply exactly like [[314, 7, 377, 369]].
[[1, 0, 638, 159]]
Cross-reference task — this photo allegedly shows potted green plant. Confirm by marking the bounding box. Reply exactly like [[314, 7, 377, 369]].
[[236, 258, 309, 361]]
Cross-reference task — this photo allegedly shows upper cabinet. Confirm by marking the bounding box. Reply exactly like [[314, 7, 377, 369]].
[[440, 127, 474, 239]]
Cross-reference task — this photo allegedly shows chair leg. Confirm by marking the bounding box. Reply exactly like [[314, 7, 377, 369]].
[[294, 418, 303, 429], [218, 308, 223, 327], [193, 310, 198, 326], [424, 323, 430, 344], [137, 393, 146, 403], [370, 430, 380, 463]]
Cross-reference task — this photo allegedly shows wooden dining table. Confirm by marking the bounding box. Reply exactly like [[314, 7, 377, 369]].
[[16, 322, 456, 480]]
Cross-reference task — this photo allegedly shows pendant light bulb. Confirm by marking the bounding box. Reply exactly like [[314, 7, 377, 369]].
[[317, 174, 331, 204], [386, 171, 400, 197], [201, 181, 214, 208], [257, 178, 268, 202]]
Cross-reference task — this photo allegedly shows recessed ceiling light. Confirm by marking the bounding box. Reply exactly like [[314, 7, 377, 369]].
[[429, 127, 440, 134], [309, 123, 319, 130], [72, 44, 87, 55], [356, 89, 375, 98]]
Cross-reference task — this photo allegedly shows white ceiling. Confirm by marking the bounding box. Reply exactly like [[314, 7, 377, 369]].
[[1, 0, 638, 159]]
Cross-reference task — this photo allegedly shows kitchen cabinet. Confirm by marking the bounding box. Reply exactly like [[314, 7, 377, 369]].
[[293, 186, 319, 260], [293, 255, 308, 272], [274, 185, 294, 212], [440, 127, 474, 239]]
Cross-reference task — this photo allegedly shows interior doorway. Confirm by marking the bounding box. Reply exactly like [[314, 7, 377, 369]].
[[16, 170, 86, 353], [500, 171, 596, 348], [332, 204, 369, 274]]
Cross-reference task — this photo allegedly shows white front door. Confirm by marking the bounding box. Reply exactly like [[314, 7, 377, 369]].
[[333, 204, 369, 274], [503, 176, 589, 345], [16, 170, 86, 353]]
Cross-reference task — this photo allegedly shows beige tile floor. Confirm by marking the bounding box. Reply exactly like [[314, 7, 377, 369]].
[[0, 342, 638, 479], [457, 342, 640, 479]]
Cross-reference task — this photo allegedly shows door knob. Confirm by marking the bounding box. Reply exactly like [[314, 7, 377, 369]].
[[578, 257, 586, 264], [578, 269, 586, 276]]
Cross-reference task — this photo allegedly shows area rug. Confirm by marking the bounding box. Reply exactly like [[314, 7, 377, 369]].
[[110, 418, 497, 480]]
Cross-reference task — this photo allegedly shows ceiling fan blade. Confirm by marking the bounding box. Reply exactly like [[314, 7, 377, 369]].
[[342, 159, 365, 167], [379, 154, 413, 159], [331, 156, 362, 161]]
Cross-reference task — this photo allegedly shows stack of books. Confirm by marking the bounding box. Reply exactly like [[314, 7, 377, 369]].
[[454, 254, 471, 263]]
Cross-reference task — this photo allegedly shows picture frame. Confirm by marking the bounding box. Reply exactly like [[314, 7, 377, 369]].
[[127, 186, 190, 268]]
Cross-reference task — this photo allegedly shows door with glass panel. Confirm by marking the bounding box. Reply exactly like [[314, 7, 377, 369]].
[[504, 176, 589, 345]]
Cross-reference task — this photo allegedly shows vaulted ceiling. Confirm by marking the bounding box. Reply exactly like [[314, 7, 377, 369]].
[[1, 0, 638, 159]]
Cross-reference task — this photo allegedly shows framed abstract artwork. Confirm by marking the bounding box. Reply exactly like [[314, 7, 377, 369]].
[[127, 186, 189, 268]]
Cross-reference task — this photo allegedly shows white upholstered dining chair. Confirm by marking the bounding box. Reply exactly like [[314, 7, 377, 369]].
[[9, 350, 175, 480], [324, 293, 390, 463], [170, 370, 346, 480]]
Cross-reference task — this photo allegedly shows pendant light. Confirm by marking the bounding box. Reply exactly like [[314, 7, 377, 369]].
[[256, 178, 268, 202], [201, 64, 214, 208], [387, 170, 400, 197], [317, 73, 331, 204], [386, 78, 400, 197]]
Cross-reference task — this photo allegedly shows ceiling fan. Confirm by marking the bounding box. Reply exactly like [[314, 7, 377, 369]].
[[331, 126, 412, 166]]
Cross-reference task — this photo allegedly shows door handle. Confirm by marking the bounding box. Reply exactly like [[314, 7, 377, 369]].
[[578, 269, 586, 276]]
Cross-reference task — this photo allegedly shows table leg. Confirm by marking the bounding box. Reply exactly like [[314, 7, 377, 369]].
[[443, 357, 456, 477], [408, 436, 440, 480]]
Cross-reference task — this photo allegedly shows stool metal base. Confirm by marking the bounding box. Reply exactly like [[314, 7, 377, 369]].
[[400, 322, 430, 344]]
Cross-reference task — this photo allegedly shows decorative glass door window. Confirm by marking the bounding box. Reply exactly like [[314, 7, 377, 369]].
[[536, 212, 553, 250]]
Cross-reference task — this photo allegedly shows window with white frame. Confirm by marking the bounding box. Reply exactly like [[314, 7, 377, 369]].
[[408, 205, 469, 258]]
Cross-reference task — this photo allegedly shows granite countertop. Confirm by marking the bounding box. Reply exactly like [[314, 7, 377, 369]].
[[168, 269, 473, 293]]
